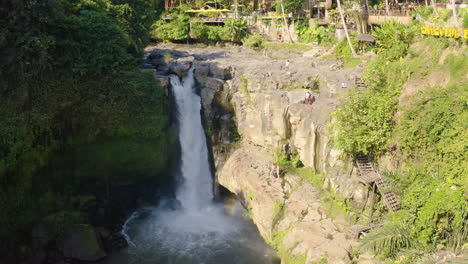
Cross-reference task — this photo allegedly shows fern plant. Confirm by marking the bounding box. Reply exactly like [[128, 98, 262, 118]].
[[360, 223, 418, 257]]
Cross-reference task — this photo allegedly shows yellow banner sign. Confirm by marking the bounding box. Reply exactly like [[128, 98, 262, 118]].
[[421, 26, 468, 39]]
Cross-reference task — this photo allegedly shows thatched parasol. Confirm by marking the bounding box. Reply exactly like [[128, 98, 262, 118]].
[[355, 33, 376, 42]]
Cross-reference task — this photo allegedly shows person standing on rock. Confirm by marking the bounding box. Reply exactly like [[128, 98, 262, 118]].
[[305, 91, 311, 104], [270, 164, 279, 178]]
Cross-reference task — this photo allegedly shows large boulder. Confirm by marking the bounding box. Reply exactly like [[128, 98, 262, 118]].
[[169, 61, 191, 76], [195, 64, 210, 83], [201, 87, 216, 119], [60, 224, 106, 262], [203, 77, 224, 91], [209, 63, 232, 80]]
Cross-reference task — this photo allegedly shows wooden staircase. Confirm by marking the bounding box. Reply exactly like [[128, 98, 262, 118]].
[[356, 154, 400, 212], [354, 77, 367, 89]]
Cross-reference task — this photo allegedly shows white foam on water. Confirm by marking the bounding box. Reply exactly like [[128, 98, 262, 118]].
[[120, 69, 278, 264]]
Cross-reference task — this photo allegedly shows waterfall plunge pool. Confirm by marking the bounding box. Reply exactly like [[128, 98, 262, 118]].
[[103, 69, 279, 264]]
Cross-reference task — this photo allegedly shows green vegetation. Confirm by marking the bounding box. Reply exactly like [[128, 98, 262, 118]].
[[329, 21, 467, 260], [334, 32, 359, 58], [0, 0, 168, 256], [243, 33, 265, 49], [293, 167, 357, 222], [239, 75, 251, 103], [190, 21, 230, 42], [271, 226, 307, 264], [265, 42, 313, 51], [360, 223, 417, 258], [151, 11, 190, 41], [151, 9, 249, 44], [415, 6, 468, 26], [296, 20, 327, 44]]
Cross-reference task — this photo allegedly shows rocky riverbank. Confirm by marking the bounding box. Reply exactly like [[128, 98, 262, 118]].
[[143, 43, 370, 263]]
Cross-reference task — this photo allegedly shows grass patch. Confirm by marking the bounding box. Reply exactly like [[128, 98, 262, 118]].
[[291, 167, 359, 223], [273, 200, 284, 219], [343, 57, 360, 68], [239, 75, 251, 104], [272, 226, 307, 264], [293, 167, 326, 189], [265, 42, 313, 51]]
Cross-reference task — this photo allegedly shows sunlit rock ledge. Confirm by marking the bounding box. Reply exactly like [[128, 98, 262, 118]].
[[218, 148, 355, 264]]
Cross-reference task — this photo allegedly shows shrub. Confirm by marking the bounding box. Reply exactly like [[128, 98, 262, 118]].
[[321, 35, 338, 49], [297, 25, 326, 43], [150, 13, 190, 41], [190, 21, 209, 40], [207, 26, 230, 41], [225, 18, 249, 42], [360, 223, 417, 258], [373, 22, 418, 61], [243, 33, 264, 48], [334, 33, 358, 58]]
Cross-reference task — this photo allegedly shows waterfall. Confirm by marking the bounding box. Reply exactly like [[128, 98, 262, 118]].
[[119, 68, 277, 264], [170, 69, 213, 210]]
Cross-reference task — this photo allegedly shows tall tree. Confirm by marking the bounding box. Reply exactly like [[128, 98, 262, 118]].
[[280, 0, 294, 43], [336, 0, 357, 57], [431, 0, 440, 17], [450, 0, 462, 37]]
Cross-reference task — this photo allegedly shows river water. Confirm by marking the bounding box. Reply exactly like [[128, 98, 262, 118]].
[[113, 69, 279, 264]]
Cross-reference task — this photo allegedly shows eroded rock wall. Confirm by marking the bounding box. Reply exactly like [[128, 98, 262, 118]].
[[145, 44, 367, 263], [218, 149, 355, 263]]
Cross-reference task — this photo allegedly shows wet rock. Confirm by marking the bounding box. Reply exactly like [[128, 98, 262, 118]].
[[156, 76, 170, 90], [151, 57, 166, 67], [141, 63, 155, 69], [169, 61, 191, 76], [157, 65, 170, 75], [102, 232, 128, 253], [203, 77, 224, 91], [60, 224, 106, 262], [194, 64, 210, 83], [209, 63, 232, 80], [31, 223, 49, 250], [201, 88, 216, 116]]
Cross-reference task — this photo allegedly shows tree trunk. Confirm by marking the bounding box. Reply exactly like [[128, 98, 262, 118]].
[[235, 0, 239, 19], [337, 0, 357, 57], [425, 0, 428, 7], [385, 0, 390, 15], [280, 0, 294, 43], [451, 0, 462, 37], [431, 0, 439, 17]]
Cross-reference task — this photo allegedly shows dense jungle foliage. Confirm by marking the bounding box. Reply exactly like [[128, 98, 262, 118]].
[[150, 5, 249, 43], [329, 22, 467, 260], [0, 0, 169, 256]]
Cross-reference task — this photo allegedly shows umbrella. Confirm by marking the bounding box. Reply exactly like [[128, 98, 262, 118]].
[[355, 33, 376, 42]]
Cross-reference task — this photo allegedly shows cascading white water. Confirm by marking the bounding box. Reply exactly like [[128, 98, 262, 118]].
[[117, 69, 278, 264], [171, 69, 213, 210]]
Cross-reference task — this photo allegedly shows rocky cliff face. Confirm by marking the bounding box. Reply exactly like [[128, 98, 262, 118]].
[[145, 44, 367, 263], [218, 148, 355, 263]]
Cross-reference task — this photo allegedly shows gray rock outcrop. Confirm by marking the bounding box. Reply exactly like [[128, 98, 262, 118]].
[[61, 224, 107, 262], [218, 149, 355, 263]]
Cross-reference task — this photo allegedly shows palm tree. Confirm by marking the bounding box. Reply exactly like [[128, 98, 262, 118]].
[[431, 0, 440, 17], [234, 0, 239, 19], [451, 0, 462, 37], [280, 0, 294, 43], [337, 0, 357, 57]]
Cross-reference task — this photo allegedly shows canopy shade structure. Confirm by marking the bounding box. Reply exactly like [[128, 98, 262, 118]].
[[185, 9, 230, 13], [355, 33, 376, 42]]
